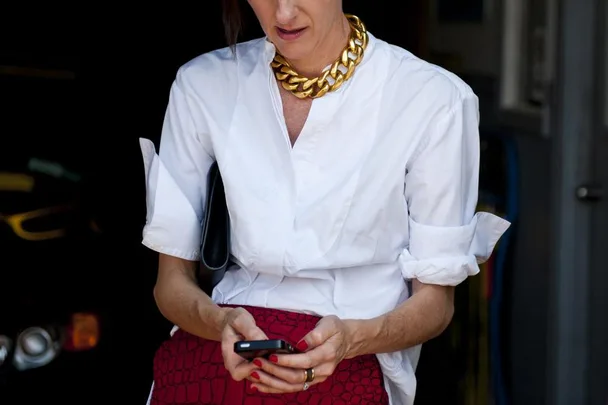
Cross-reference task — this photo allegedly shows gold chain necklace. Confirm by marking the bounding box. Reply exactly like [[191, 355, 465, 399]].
[[271, 14, 369, 99]]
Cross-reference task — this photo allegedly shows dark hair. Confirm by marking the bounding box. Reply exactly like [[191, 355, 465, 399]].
[[222, 0, 242, 49]]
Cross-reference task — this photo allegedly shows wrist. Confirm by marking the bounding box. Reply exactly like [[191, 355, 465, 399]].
[[198, 302, 231, 340], [213, 306, 231, 331], [343, 317, 384, 359]]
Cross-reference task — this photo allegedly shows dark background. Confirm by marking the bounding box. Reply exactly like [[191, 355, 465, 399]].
[[2, 1, 606, 405], [1, 2, 437, 403]]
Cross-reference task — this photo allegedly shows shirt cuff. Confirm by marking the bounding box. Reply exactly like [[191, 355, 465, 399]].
[[398, 212, 511, 286], [140, 138, 202, 261]]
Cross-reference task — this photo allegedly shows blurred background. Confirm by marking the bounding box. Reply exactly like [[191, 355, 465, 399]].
[[0, 0, 606, 404]]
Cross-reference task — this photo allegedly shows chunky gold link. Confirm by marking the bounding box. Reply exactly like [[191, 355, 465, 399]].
[[270, 14, 369, 99]]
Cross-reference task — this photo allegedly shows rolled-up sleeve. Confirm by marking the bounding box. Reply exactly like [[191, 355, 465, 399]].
[[399, 91, 511, 286], [139, 68, 214, 261]]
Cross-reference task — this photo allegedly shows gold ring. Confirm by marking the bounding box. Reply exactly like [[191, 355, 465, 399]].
[[304, 367, 315, 383]]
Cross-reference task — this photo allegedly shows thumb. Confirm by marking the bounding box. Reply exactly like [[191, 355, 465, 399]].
[[297, 316, 337, 352], [233, 312, 268, 341], [244, 324, 268, 341]]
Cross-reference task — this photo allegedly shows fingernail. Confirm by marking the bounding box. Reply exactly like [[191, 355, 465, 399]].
[[253, 359, 263, 367], [251, 371, 260, 380], [269, 354, 278, 363], [296, 340, 309, 351], [250, 385, 258, 393]]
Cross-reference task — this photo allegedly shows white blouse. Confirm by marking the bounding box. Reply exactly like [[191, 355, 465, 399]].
[[140, 32, 510, 405]]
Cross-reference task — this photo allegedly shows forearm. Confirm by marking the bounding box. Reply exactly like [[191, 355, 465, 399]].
[[345, 281, 455, 358], [153, 253, 229, 341]]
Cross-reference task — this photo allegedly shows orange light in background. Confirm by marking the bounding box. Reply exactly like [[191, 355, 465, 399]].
[[63, 313, 100, 351], [0, 172, 34, 192]]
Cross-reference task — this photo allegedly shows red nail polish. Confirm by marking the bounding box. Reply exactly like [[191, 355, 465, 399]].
[[253, 359, 262, 367], [251, 371, 260, 380], [269, 354, 278, 363], [296, 340, 309, 351], [250, 385, 258, 393]]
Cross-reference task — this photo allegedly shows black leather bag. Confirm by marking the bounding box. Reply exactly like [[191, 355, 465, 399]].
[[197, 161, 231, 295]]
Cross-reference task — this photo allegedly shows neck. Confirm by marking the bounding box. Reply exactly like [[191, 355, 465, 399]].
[[289, 14, 351, 77]]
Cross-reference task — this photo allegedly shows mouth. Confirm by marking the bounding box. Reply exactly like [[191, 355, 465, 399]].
[[275, 27, 307, 41]]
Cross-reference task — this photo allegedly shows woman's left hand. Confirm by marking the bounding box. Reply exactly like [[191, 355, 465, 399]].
[[249, 315, 354, 393]]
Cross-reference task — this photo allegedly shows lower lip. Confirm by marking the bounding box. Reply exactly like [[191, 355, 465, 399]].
[[276, 27, 307, 41]]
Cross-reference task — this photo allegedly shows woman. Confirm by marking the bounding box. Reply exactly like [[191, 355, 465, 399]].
[[139, 0, 510, 404]]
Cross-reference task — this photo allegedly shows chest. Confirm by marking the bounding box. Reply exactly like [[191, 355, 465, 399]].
[[279, 86, 313, 146]]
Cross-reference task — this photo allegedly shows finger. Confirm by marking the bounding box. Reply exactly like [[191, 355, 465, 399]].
[[248, 366, 330, 395], [230, 357, 260, 381], [264, 356, 334, 383], [222, 347, 258, 381], [296, 315, 339, 351], [271, 344, 330, 369], [221, 327, 260, 381], [253, 357, 309, 385], [248, 369, 308, 394]]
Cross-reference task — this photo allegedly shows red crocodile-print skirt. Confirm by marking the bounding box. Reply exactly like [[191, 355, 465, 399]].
[[150, 305, 389, 405]]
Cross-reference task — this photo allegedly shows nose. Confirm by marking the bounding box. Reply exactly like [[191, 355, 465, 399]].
[[276, 0, 297, 26]]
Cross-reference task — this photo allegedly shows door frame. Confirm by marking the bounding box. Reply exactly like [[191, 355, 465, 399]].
[[588, 0, 607, 403], [547, 0, 606, 404]]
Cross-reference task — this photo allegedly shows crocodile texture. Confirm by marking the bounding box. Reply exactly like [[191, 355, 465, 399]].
[[150, 305, 389, 405]]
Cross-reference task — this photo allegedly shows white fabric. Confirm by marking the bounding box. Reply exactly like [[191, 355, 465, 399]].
[[140, 33, 510, 405]]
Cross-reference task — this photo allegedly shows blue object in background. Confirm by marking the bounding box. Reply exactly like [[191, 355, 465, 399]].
[[484, 132, 519, 405]]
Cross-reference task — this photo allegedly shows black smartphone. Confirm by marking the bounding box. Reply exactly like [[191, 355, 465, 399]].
[[234, 339, 296, 361]]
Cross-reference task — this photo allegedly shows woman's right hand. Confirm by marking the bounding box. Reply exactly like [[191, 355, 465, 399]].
[[220, 307, 268, 381]]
